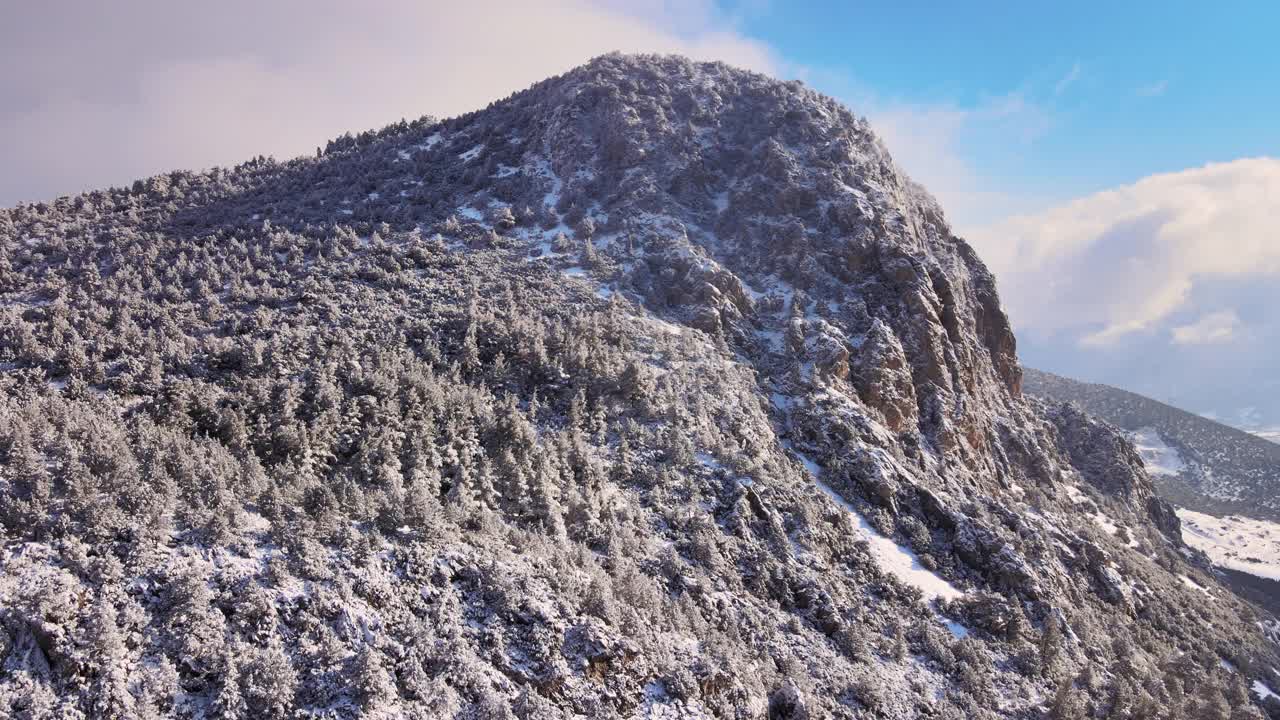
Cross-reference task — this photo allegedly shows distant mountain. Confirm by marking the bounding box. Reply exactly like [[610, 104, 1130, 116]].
[[2, 54, 1278, 717], [1024, 367, 1280, 523]]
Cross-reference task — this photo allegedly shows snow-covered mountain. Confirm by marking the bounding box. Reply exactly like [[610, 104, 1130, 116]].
[[2, 54, 1278, 718], [1024, 367, 1280, 523]]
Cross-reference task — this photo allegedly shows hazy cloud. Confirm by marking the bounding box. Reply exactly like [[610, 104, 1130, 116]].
[[1172, 310, 1241, 345], [970, 157, 1280, 345], [1137, 79, 1169, 97], [863, 93, 1054, 229], [1053, 62, 1082, 96], [0, 0, 779, 206]]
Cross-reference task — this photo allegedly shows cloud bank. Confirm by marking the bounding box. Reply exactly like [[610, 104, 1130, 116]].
[[1172, 310, 1241, 346], [971, 157, 1280, 346], [971, 157, 1280, 426], [0, 0, 778, 206]]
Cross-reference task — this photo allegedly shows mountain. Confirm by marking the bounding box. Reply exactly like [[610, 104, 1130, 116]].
[[1023, 367, 1280, 522], [2, 53, 1278, 718]]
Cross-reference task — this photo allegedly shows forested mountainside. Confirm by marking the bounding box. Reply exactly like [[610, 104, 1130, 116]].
[[1024, 367, 1280, 523], [2, 53, 1278, 719]]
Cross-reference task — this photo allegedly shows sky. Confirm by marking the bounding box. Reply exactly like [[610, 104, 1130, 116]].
[[3, 1, 1278, 429]]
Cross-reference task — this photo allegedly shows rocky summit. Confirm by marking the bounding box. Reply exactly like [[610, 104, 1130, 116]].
[[2, 53, 1278, 719]]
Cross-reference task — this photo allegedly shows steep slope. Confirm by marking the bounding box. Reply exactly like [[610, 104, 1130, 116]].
[[2, 54, 1278, 719], [1024, 367, 1280, 522]]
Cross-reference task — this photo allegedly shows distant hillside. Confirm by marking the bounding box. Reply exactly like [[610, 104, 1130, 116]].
[[1024, 367, 1280, 522]]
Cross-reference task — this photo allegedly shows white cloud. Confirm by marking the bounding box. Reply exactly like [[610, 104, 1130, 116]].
[[1054, 62, 1082, 96], [969, 157, 1280, 345], [0, 0, 779, 206], [1171, 310, 1241, 345], [868, 104, 1012, 227], [1137, 79, 1169, 97], [863, 93, 1053, 228]]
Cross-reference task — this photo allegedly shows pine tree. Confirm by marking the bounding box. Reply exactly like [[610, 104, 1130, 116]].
[[568, 389, 589, 432], [1040, 610, 1064, 676], [354, 645, 397, 711], [166, 568, 228, 676], [617, 361, 652, 415], [528, 449, 565, 539], [212, 654, 248, 720], [83, 594, 137, 720], [613, 432, 636, 486], [461, 296, 482, 374], [242, 640, 297, 719], [1049, 677, 1083, 720], [889, 622, 908, 661], [471, 454, 499, 511], [495, 446, 531, 518], [1, 428, 52, 533]]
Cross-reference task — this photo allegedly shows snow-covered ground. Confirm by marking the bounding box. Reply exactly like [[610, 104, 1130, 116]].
[[814, 477, 965, 602], [1130, 427, 1187, 476], [1180, 574, 1214, 597], [785, 445, 964, 603], [1061, 483, 1136, 545], [1250, 428, 1280, 444], [1178, 508, 1280, 581], [1254, 679, 1280, 703]]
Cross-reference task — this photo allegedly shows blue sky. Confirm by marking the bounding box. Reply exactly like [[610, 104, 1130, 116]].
[[3, 0, 1278, 428]]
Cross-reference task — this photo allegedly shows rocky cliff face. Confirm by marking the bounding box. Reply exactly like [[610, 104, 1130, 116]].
[[1, 54, 1277, 718]]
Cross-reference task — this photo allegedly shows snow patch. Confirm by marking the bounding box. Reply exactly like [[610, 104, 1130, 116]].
[[456, 206, 484, 222], [787, 444, 963, 602], [531, 157, 563, 212], [1091, 511, 1119, 537], [1250, 428, 1280, 444], [1178, 508, 1280, 581], [1063, 484, 1089, 506], [1062, 483, 1131, 542], [943, 618, 969, 639], [1253, 680, 1279, 702], [1180, 574, 1213, 596], [1130, 427, 1187, 476], [769, 392, 795, 411]]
